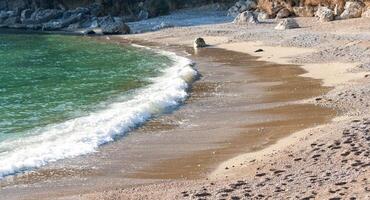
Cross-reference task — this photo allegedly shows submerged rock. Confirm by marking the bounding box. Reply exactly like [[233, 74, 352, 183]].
[[274, 18, 299, 30], [233, 11, 258, 24], [194, 37, 207, 48]]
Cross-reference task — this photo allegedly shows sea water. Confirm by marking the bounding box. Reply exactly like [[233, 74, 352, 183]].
[[0, 33, 197, 178]]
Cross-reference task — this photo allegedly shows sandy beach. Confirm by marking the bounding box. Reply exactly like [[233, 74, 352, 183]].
[[82, 14, 370, 200], [1, 7, 370, 200]]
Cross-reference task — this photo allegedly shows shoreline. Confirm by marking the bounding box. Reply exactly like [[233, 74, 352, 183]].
[[1, 13, 369, 200], [79, 16, 370, 199]]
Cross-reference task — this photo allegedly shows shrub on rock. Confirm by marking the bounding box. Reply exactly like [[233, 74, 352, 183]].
[[293, 6, 315, 17]]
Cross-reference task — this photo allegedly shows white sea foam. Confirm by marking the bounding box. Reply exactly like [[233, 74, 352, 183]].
[[0, 47, 198, 179]]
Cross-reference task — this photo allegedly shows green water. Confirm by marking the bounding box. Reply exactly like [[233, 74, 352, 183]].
[[0, 33, 171, 139]]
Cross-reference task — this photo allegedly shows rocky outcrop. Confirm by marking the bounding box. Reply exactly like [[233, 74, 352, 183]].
[[101, 17, 130, 34], [0, 5, 131, 33], [228, 0, 257, 17], [339, 1, 365, 19], [275, 18, 299, 30], [233, 11, 259, 24], [315, 6, 335, 22]]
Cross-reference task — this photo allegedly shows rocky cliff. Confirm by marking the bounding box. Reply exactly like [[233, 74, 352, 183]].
[[0, 0, 234, 16]]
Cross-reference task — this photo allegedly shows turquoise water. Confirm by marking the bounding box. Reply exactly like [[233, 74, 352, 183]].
[[0, 34, 169, 138], [0, 33, 196, 178]]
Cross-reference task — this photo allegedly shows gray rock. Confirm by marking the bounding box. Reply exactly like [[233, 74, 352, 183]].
[[228, 0, 257, 17], [138, 10, 149, 20], [101, 18, 130, 35], [340, 1, 365, 19], [27, 9, 63, 24], [20, 9, 33, 23], [315, 7, 334, 22], [275, 18, 299, 30], [3, 16, 20, 27], [233, 11, 259, 24], [276, 8, 291, 19], [0, 11, 8, 19], [194, 37, 207, 48]]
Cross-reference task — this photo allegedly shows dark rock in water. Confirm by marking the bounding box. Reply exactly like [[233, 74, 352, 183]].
[[255, 49, 264, 52], [194, 37, 207, 48], [83, 29, 96, 35]]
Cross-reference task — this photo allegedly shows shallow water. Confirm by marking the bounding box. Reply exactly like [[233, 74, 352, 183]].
[[0, 33, 196, 178]]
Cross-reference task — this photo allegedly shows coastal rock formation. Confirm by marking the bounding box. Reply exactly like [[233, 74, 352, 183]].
[[233, 11, 259, 24], [100, 17, 130, 34], [228, 0, 257, 17], [316, 7, 335, 22], [194, 37, 207, 48], [275, 18, 299, 30], [340, 1, 365, 19]]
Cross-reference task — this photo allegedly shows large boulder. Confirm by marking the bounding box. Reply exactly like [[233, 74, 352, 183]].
[[315, 7, 334, 22], [293, 6, 315, 17], [275, 18, 299, 30], [362, 8, 370, 18], [228, 0, 257, 17], [100, 17, 130, 34], [276, 8, 291, 19], [340, 1, 365, 19], [233, 11, 259, 24], [20, 9, 33, 23], [194, 37, 207, 48]]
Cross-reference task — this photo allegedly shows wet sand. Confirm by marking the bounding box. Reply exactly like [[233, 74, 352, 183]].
[[0, 41, 336, 199]]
